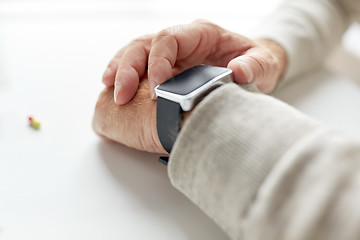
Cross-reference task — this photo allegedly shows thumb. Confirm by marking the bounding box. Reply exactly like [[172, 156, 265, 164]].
[[227, 48, 279, 93]]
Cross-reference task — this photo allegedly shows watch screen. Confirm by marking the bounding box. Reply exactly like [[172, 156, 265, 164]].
[[157, 65, 231, 95]]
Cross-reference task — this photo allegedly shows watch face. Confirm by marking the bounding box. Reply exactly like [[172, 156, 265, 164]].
[[156, 65, 231, 95], [155, 65, 232, 111]]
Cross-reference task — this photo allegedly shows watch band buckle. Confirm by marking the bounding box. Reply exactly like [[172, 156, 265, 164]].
[[158, 156, 169, 166]]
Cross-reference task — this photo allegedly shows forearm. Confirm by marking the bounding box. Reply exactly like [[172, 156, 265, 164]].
[[243, 126, 360, 240], [169, 83, 319, 238], [168, 83, 360, 239]]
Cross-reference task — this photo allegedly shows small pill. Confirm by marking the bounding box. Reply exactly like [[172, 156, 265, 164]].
[[31, 120, 41, 129], [28, 116, 41, 130]]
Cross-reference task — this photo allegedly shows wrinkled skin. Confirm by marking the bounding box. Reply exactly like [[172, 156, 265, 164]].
[[94, 20, 287, 153], [93, 77, 166, 154], [102, 20, 286, 105]]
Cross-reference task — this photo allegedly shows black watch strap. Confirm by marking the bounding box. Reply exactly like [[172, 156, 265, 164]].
[[156, 96, 183, 153]]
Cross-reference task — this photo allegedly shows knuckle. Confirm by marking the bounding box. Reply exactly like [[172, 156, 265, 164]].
[[153, 28, 173, 41], [192, 19, 219, 30], [148, 55, 170, 69], [106, 61, 118, 71], [262, 58, 271, 74], [253, 55, 270, 76], [192, 18, 212, 26], [130, 34, 153, 45], [192, 18, 207, 24]]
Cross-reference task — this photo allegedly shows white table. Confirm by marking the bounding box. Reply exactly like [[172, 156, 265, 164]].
[[1, 1, 360, 239]]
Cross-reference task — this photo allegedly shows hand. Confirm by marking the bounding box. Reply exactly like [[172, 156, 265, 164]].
[[93, 76, 167, 154], [102, 19, 286, 105]]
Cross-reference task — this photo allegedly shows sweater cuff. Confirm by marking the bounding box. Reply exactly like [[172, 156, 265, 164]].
[[168, 83, 320, 238]]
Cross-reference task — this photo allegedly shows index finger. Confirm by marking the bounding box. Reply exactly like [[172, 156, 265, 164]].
[[148, 21, 220, 99], [113, 35, 153, 105]]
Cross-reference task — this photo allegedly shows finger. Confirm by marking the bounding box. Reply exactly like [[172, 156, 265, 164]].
[[102, 49, 125, 87], [148, 21, 220, 99], [114, 37, 152, 105], [227, 48, 279, 93]]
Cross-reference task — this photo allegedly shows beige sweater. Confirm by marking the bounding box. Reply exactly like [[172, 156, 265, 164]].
[[168, 0, 360, 239]]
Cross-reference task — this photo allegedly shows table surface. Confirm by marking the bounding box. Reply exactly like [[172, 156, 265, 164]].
[[1, 0, 360, 239]]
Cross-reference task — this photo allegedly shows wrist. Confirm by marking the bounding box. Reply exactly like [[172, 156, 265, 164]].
[[181, 110, 193, 126], [156, 65, 232, 155]]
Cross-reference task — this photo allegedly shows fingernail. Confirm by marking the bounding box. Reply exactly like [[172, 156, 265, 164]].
[[237, 60, 254, 83], [149, 82, 156, 100], [114, 82, 121, 103], [151, 92, 156, 100]]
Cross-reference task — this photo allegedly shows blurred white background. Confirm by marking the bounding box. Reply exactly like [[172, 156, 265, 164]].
[[0, 0, 360, 239]]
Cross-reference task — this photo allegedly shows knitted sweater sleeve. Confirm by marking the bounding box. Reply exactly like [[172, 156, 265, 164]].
[[255, 0, 360, 84], [168, 83, 360, 240]]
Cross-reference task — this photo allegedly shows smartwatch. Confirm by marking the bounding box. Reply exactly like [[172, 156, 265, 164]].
[[155, 65, 232, 165]]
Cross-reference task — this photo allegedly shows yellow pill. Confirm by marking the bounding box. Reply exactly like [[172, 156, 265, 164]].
[[30, 119, 41, 130]]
